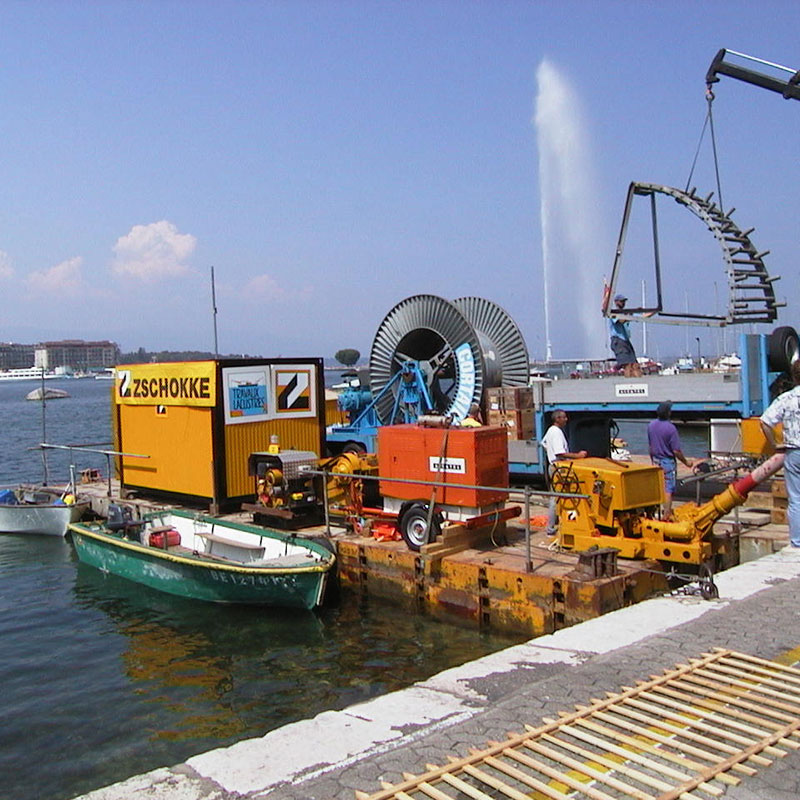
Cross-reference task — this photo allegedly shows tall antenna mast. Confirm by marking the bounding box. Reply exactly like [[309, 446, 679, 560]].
[[641, 279, 647, 356], [210, 266, 219, 357]]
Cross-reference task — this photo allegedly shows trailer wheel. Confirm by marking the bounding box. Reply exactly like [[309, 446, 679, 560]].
[[768, 326, 799, 372], [398, 501, 441, 551]]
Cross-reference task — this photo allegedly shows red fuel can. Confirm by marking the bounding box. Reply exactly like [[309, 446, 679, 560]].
[[149, 528, 181, 548]]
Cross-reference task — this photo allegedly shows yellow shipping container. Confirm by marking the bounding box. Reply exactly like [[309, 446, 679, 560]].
[[113, 358, 325, 511]]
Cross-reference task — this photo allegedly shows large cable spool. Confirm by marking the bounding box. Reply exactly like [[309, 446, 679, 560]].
[[369, 295, 484, 424], [452, 297, 530, 387]]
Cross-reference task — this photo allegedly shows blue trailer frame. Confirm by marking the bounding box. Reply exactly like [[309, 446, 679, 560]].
[[511, 332, 781, 479]]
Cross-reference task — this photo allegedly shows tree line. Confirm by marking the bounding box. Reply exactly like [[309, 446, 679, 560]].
[[119, 347, 362, 365]]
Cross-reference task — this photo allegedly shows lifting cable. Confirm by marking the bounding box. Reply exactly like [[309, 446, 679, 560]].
[[685, 85, 725, 212]]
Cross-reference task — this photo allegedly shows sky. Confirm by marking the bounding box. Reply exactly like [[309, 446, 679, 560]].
[[2, 1, 800, 366]]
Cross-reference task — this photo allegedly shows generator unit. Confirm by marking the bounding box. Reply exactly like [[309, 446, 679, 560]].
[[246, 450, 321, 527]]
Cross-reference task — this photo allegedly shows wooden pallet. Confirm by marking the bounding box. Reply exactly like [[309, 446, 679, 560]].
[[357, 648, 800, 800]]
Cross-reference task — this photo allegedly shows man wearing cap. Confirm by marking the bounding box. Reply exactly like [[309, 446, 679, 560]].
[[648, 400, 692, 520], [608, 294, 642, 377]]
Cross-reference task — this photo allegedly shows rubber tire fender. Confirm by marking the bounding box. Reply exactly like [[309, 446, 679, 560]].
[[768, 326, 800, 373]]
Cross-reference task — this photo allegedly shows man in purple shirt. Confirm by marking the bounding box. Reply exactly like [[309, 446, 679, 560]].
[[648, 400, 692, 520]]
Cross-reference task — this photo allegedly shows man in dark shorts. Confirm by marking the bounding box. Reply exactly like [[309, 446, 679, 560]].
[[648, 400, 692, 520], [607, 294, 642, 377]]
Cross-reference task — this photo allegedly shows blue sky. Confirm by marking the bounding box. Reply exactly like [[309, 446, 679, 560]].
[[2, 1, 799, 365]]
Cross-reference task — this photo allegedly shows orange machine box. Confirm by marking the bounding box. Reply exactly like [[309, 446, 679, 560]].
[[377, 424, 508, 508]]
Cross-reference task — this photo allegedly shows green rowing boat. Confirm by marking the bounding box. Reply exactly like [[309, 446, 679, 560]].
[[68, 507, 335, 609]]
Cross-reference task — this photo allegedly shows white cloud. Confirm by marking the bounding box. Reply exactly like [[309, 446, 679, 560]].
[[112, 220, 196, 281], [240, 273, 313, 303], [27, 256, 83, 295], [244, 273, 286, 298], [0, 251, 13, 280]]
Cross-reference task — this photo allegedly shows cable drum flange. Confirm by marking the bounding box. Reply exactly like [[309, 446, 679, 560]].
[[452, 296, 530, 387], [369, 295, 485, 424]]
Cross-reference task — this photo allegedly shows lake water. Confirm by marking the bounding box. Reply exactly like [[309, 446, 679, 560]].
[[0, 378, 522, 800], [616, 419, 710, 460]]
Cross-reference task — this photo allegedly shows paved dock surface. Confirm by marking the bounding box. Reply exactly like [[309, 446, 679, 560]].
[[75, 544, 800, 800]]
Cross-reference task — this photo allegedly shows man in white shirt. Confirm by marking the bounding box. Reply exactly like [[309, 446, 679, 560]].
[[760, 360, 800, 548], [541, 409, 587, 535]]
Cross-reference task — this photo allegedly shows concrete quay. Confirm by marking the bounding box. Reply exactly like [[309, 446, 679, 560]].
[[75, 543, 800, 800]]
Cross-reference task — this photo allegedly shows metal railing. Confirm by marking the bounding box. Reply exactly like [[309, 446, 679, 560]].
[[306, 467, 587, 572], [34, 443, 149, 498]]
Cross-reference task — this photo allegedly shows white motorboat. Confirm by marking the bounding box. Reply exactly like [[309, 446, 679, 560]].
[[0, 486, 88, 536], [0, 368, 59, 381]]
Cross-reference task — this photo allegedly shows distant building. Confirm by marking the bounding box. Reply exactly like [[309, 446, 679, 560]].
[[35, 340, 120, 372], [0, 342, 36, 370]]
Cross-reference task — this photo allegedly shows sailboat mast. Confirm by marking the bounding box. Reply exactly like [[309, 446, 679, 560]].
[[211, 266, 219, 358], [40, 366, 49, 485]]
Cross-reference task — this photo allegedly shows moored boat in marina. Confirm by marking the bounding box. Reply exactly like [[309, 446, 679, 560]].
[[68, 507, 335, 609], [25, 387, 70, 401], [0, 486, 88, 536], [0, 367, 59, 381]]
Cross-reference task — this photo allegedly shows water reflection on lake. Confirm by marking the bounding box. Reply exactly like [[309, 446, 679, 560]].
[[0, 516, 521, 800]]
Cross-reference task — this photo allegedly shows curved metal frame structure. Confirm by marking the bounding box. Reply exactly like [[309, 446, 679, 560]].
[[604, 181, 783, 326]]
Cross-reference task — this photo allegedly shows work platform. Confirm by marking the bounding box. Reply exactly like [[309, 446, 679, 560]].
[[71, 475, 789, 637], [333, 524, 667, 636]]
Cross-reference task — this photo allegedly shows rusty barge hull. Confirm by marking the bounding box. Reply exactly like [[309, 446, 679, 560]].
[[334, 529, 668, 637]]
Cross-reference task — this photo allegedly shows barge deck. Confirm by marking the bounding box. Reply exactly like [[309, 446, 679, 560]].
[[70, 478, 789, 636]]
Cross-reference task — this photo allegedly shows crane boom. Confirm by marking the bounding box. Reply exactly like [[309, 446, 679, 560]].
[[707, 48, 800, 101]]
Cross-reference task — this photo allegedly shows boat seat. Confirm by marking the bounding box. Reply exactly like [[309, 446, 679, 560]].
[[195, 531, 265, 550], [148, 525, 175, 535]]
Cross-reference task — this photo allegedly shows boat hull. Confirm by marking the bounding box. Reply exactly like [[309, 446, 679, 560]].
[[68, 513, 333, 609], [0, 501, 88, 536]]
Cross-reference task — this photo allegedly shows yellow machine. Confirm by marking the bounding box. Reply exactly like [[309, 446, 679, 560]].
[[551, 456, 777, 565], [319, 451, 380, 517]]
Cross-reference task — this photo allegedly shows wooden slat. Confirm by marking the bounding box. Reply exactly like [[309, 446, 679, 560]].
[[571, 714, 731, 784], [586, 708, 742, 783], [690, 664, 800, 712], [439, 772, 496, 799], [519, 740, 656, 800], [546, 721, 719, 796], [484, 753, 617, 800], [664, 678, 799, 749], [617, 694, 773, 764], [356, 649, 800, 800], [718, 653, 800, 687], [461, 762, 543, 800], [539, 730, 683, 794], [593, 704, 757, 775], [647, 683, 792, 751], [715, 648, 800, 677]]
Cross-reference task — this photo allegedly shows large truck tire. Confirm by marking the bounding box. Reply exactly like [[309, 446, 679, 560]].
[[768, 326, 799, 372]]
